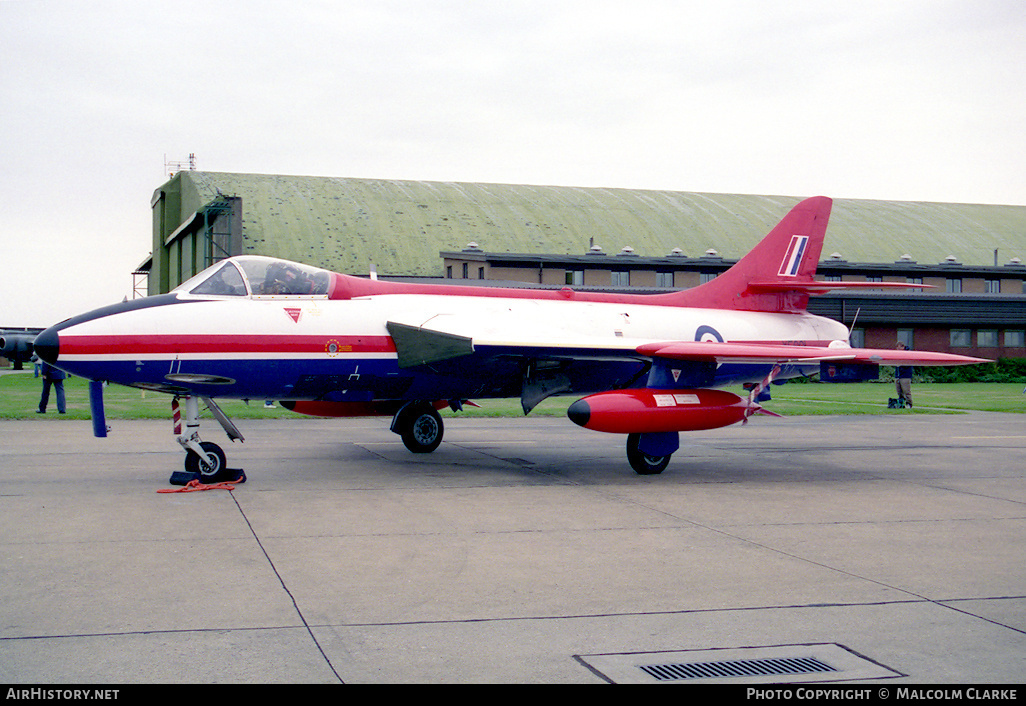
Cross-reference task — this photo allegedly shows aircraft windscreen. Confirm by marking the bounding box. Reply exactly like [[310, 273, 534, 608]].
[[188, 262, 248, 296], [175, 257, 332, 298], [236, 257, 331, 296]]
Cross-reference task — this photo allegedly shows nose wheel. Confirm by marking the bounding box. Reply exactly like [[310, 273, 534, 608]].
[[184, 441, 227, 480]]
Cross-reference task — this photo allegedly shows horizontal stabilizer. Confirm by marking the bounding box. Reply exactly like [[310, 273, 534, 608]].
[[386, 321, 475, 368], [747, 281, 934, 294]]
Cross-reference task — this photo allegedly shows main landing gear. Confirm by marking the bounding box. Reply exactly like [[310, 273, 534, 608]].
[[172, 395, 245, 483], [626, 433, 673, 475], [389, 401, 676, 476], [387, 400, 676, 476], [623, 431, 681, 475], [390, 401, 444, 453]]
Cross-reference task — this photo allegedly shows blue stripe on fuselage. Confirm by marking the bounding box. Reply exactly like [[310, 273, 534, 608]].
[[68, 347, 818, 403]]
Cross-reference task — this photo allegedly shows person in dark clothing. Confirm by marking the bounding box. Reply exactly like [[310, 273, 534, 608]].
[[38, 360, 66, 414], [895, 342, 913, 408]]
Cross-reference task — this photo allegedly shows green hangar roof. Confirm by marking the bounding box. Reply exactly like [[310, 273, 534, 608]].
[[151, 171, 1026, 288]]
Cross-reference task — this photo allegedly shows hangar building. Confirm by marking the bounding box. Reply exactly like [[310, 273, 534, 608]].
[[146, 170, 1026, 359]]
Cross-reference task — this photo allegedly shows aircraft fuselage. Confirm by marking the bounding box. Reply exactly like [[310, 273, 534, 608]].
[[35, 288, 848, 404], [32, 198, 988, 477]]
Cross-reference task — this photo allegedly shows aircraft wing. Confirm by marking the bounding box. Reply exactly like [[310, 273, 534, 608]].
[[387, 317, 989, 370], [386, 319, 641, 368], [828, 347, 990, 366], [635, 341, 854, 364]]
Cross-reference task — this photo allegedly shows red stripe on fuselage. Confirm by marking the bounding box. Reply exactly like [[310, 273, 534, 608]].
[[59, 334, 396, 355]]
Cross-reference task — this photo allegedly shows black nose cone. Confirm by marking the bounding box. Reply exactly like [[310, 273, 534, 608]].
[[33, 326, 60, 365], [566, 399, 591, 428]]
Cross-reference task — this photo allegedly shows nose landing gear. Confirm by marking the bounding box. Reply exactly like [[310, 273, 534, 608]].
[[171, 395, 246, 485]]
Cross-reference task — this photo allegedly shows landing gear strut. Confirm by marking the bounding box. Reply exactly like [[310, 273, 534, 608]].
[[391, 402, 444, 453], [173, 395, 244, 483]]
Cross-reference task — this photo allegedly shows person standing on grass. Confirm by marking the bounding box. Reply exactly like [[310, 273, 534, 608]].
[[895, 342, 913, 409], [37, 360, 66, 414]]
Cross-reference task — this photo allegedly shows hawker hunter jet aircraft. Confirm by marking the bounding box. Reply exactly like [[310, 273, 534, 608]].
[[34, 196, 987, 477]]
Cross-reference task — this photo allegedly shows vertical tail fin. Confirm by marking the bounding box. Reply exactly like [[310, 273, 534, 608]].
[[674, 196, 833, 312]]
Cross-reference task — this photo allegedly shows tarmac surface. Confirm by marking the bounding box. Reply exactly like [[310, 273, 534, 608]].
[[1, 410, 1024, 684]]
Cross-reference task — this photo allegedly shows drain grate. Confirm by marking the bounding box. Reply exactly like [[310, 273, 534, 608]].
[[640, 655, 837, 682], [578, 644, 904, 684]]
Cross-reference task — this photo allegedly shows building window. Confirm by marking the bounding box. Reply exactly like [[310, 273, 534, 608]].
[[906, 277, 923, 288], [478, 267, 485, 280], [611, 271, 629, 286], [849, 328, 865, 348], [950, 329, 971, 347], [656, 271, 674, 288], [1005, 330, 1025, 347], [946, 278, 962, 293], [985, 279, 1000, 293], [462, 263, 469, 279], [897, 329, 914, 349], [446, 265, 452, 279], [565, 270, 584, 286], [825, 275, 842, 282], [978, 330, 999, 347], [700, 272, 717, 284]]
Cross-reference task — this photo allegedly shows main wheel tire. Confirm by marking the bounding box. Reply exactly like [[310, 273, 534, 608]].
[[626, 433, 671, 475], [185, 441, 227, 481], [399, 404, 444, 453]]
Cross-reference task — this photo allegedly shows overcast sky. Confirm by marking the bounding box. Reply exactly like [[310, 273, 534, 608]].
[[2, 0, 1024, 327]]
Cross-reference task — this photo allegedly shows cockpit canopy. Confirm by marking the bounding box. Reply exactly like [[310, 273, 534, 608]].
[[174, 256, 333, 298]]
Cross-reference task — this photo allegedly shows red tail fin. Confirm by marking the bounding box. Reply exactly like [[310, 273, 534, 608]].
[[674, 196, 833, 312]]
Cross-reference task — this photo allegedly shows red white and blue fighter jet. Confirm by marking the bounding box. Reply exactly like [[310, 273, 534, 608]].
[[33, 196, 987, 477]]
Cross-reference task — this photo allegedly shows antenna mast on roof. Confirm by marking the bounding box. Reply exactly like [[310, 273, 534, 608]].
[[164, 153, 197, 177]]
